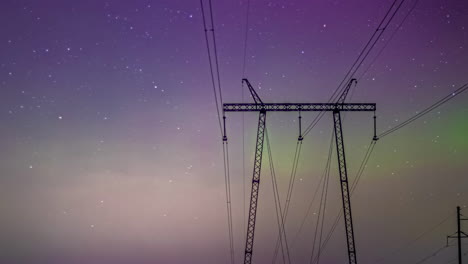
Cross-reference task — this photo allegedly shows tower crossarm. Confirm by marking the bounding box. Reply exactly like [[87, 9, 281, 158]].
[[223, 103, 375, 112]]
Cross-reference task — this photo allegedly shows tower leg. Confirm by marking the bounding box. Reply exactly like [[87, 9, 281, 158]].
[[244, 110, 267, 264], [333, 111, 358, 264]]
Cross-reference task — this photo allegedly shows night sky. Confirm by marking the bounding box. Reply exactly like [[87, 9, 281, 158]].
[[1, 0, 467, 263]]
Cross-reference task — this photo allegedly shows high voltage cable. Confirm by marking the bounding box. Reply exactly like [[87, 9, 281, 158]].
[[357, 0, 421, 82], [302, 111, 327, 139], [223, 143, 235, 264], [290, 140, 329, 249], [266, 128, 292, 264], [413, 245, 449, 264], [311, 209, 342, 264], [200, 1, 235, 263], [331, 0, 406, 98], [284, 142, 303, 223], [374, 213, 451, 263], [208, 0, 224, 105], [316, 146, 332, 264], [446, 250, 468, 264], [266, 129, 287, 264], [200, 0, 222, 135], [272, 141, 303, 263], [331, 0, 399, 98], [378, 82, 468, 138], [311, 142, 376, 264], [309, 135, 333, 264], [303, 0, 401, 136], [310, 139, 377, 264], [350, 140, 377, 194], [302, 0, 406, 138]]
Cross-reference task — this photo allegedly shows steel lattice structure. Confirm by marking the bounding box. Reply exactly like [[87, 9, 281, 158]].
[[333, 110, 357, 264], [224, 103, 375, 112], [243, 109, 266, 264], [224, 79, 376, 264]]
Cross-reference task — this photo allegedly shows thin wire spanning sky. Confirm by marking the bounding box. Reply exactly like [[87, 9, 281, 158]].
[[0, 0, 467, 263]]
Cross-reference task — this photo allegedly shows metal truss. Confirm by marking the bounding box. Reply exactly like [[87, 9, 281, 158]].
[[244, 110, 267, 264], [224, 103, 376, 112]]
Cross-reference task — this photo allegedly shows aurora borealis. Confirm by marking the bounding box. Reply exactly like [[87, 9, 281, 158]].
[[0, 0, 467, 263]]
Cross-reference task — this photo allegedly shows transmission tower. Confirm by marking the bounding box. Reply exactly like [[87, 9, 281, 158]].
[[223, 78, 377, 264]]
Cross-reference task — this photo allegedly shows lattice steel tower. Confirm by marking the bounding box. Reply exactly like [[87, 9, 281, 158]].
[[223, 79, 377, 264]]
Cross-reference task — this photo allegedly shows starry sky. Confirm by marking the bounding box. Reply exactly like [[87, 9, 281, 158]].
[[0, 0, 467, 263]]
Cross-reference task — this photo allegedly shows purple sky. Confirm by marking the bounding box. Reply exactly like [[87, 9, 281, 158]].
[[0, 0, 467, 263]]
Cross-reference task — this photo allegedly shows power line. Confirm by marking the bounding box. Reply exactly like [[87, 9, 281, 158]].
[[310, 139, 377, 264], [266, 128, 286, 264], [302, 0, 407, 138], [311, 209, 342, 264], [330, 0, 401, 101], [272, 109, 307, 264], [208, 0, 224, 105], [284, 142, 303, 222], [350, 140, 377, 194], [266, 128, 292, 264], [378, 82, 468, 138], [200, 0, 223, 135], [331, 0, 407, 98], [223, 142, 235, 264], [290, 141, 329, 249], [272, 141, 302, 263], [310, 135, 333, 264], [446, 250, 468, 264], [414, 245, 449, 264], [316, 155, 332, 264], [200, 1, 235, 263], [289, 127, 336, 249], [357, 0, 421, 82], [374, 213, 451, 263]]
